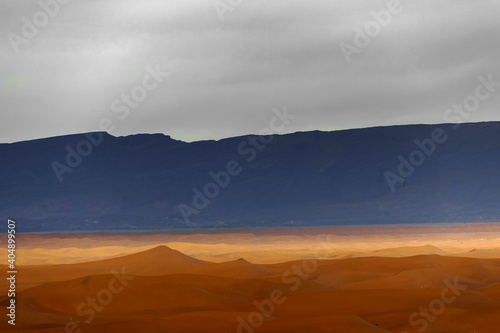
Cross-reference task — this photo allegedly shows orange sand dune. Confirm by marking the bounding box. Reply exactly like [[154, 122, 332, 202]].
[[0, 246, 208, 292], [184, 258, 274, 278], [1, 245, 500, 332], [5, 223, 500, 265]]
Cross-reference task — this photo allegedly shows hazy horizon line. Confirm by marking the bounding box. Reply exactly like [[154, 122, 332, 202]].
[[3, 119, 499, 145]]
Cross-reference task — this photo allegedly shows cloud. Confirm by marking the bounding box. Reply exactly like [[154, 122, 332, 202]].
[[0, 0, 499, 143]]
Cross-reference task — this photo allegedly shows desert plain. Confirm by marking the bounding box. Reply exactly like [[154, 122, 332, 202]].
[[2, 223, 500, 333]]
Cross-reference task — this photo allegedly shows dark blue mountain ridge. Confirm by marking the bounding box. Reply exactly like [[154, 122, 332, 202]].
[[2, 122, 500, 232]]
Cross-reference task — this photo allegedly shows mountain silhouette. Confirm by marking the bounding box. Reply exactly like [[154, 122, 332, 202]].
[[1, 122, 500, 232]]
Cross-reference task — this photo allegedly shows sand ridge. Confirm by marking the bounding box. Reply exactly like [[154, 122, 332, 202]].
[[1, 243, 500, 332], [3, 223, 500, 265]]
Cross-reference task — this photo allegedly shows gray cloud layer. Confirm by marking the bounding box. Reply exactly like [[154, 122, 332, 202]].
[[1, 0, 499, 143]]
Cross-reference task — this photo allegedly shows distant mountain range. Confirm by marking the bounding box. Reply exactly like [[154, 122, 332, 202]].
[[2, 122, 500, 232]]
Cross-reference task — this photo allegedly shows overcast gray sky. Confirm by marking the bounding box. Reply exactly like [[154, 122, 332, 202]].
[[1, 0, 499, 143]]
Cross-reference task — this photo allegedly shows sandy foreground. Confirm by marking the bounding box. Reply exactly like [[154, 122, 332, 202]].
[[1, 223, 500, 332]]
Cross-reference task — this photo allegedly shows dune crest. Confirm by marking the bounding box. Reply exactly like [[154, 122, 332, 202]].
[[2, 246, 500, 333]]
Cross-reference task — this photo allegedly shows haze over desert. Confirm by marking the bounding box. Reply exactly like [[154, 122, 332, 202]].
[[2, 224, 500, 333], [3, 223, 500, 266]]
